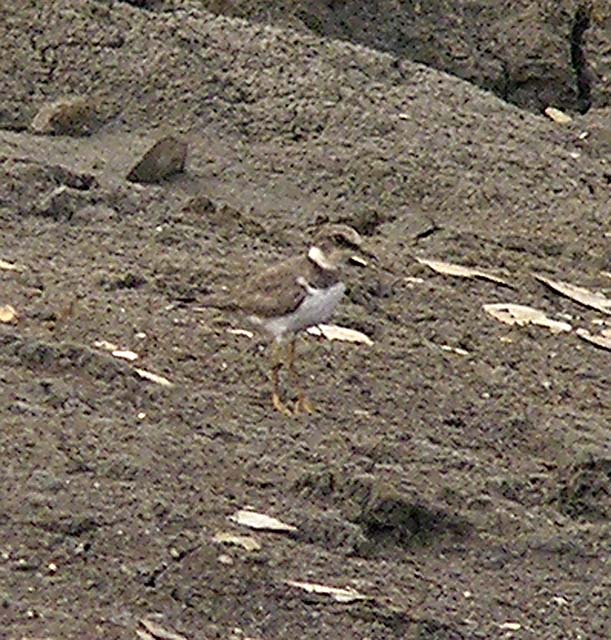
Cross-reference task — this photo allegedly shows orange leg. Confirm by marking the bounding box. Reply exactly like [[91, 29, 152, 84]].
[[270, 343, 291, 416], [287, 338, 314, 415]]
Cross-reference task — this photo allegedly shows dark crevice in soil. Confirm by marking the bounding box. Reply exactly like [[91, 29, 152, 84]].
[[571, 4, 593, 113], [499, 59, 511, 102], [0, 123, 28, 133], [118, 0, 159, 8]]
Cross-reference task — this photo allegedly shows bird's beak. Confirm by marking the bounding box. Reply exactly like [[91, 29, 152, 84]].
[[361, 246, 379, 263], [351, 246, 400, 278], [349, 245, 378, 267]]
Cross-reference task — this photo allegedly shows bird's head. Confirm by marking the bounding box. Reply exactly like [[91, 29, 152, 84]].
[[308, 223, 377, 270]]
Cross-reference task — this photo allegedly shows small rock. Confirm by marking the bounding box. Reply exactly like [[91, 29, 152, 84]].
[[31, 96, 99, 136], [126, 136, 188, 183], [212, 532, 262, 552]]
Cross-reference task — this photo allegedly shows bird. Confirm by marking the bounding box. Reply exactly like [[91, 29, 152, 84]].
[[200, 223, 376, 415]]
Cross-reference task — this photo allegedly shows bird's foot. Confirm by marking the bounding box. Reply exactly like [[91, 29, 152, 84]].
[[272, 391, 293, 416], [294, 393, 314, 415]]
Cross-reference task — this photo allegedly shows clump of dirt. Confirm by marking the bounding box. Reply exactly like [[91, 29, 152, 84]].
[[294, 467, 472, 556], [557, 456, 611, 520], [349, 479, 472, 554]]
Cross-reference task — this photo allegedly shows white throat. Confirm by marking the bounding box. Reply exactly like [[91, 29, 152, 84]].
[[308, 246, 336, 270]]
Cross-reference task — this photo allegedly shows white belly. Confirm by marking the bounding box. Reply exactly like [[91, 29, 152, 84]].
[[256, 282, 346, 341]]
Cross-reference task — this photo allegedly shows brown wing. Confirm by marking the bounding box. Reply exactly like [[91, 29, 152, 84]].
[[235, 255, 309, 318]]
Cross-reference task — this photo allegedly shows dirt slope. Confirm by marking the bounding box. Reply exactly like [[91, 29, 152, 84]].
[[200, 0, 611, 112], [1, 1, 609, 639]]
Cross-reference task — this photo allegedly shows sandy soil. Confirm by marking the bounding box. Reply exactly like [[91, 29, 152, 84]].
[[0, 1, 609, 638]]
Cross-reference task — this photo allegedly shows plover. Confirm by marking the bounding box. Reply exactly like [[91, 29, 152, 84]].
[[202, 224, 376, 414]]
